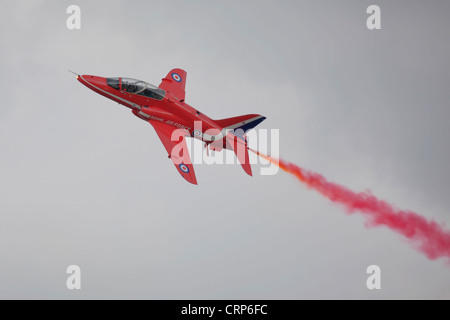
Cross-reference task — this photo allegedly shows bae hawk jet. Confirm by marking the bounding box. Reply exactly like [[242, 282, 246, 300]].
[[75, 69, 266, 184]]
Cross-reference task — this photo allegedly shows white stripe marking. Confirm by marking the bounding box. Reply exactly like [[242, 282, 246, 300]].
[[139, 111, 151, 119]]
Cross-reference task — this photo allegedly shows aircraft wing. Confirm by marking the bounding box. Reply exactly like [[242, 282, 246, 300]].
[[149, 120, 197, 185], [158, 68, 187, 102]]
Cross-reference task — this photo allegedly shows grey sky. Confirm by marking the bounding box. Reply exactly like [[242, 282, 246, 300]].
[[1, 0, 449, 299]]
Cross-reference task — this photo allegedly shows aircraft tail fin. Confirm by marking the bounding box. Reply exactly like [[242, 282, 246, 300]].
[[215, 114, 266, 176], [215, 114, 266, 132]]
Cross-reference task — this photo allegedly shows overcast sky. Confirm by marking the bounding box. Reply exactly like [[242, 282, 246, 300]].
[[1, 0, 450, 299]]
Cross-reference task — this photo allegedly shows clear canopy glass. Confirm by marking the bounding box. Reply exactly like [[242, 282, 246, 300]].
[[106, 77, 166, 101], [121, 78, 166, 100]]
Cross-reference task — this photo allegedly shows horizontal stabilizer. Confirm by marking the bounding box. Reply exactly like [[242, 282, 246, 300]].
[[215, 114, 266, 133]]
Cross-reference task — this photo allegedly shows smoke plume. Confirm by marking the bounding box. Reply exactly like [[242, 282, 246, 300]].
[[252, 150, 450, 261]]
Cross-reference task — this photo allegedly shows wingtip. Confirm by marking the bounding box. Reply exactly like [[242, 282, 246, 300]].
[[242, 164, 253, 177], [187, 177, 198, 185]]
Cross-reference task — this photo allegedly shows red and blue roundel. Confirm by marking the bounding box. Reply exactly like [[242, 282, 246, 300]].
[[179, 163, 189, 173], [192, 130, 202, 137], [172, 73, 182, 82]]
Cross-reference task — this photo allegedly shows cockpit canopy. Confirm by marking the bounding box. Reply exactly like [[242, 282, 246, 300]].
[[106, 77, 166, 101]]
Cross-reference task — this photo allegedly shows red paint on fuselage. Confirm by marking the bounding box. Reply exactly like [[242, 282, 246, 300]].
[[78, 74, 221, 143]]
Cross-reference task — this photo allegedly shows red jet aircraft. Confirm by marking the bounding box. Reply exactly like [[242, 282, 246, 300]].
[[75, 68, 266, 184]]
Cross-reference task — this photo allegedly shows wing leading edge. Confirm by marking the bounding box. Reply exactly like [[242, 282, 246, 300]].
[[149, 120, 197, 185]]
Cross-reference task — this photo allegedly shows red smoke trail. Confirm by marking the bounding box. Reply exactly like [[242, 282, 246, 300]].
[[251, 150, 450, 261]]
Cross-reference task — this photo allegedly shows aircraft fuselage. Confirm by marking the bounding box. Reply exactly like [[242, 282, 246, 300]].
[[77, 74, 219, 143]]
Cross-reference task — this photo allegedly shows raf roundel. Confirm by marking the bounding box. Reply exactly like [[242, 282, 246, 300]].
[[179, 163, 189, 174], [192, 130, 202, 137], [172, 73, 182, 82]]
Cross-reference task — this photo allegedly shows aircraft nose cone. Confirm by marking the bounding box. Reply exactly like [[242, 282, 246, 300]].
[[81, 75, 106, 86]]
